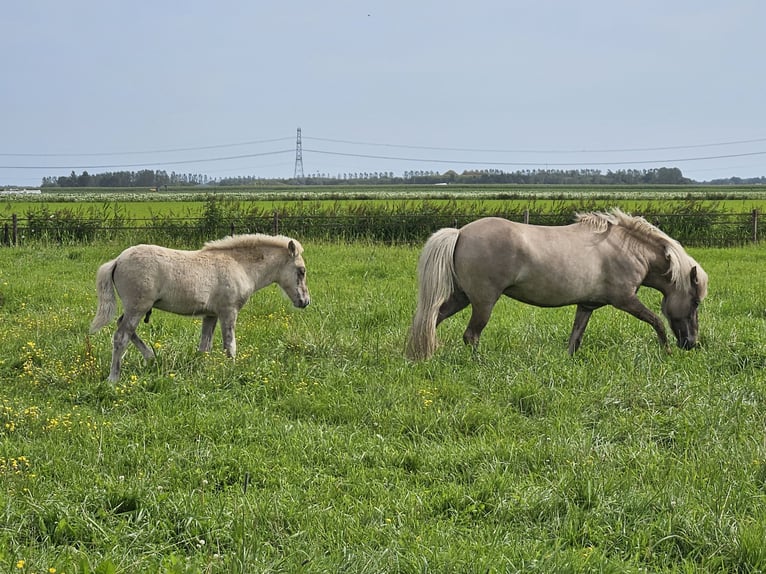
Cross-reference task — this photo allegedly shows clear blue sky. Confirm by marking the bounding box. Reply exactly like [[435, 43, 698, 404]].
[[2, 0, 764, 185]]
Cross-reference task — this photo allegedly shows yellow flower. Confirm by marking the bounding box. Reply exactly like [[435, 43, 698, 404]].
[[16, 559, 25, 569]]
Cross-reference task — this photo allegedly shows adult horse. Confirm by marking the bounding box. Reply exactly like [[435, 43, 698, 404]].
[[90, 234, 310, 382], [405, 209, 708, 360]]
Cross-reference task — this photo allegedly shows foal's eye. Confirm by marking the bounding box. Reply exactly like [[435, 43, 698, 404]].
[[297, 267, 306, 278]]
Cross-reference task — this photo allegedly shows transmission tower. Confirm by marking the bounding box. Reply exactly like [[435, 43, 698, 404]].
[[293, 127, 305, 182]]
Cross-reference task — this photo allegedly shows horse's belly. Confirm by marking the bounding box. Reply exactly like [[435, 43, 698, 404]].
[[154, 297, 211, 316], [504, 282, 597, 308]]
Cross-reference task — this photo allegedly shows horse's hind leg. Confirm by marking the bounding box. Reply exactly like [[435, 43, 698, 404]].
[[463, 299, 498, 349], [109, 313, 149, 382], [567, 304, 602, 355], [199, 316, 218, 352], [131, 333, 156, 361], [437, 291, 470, 326]]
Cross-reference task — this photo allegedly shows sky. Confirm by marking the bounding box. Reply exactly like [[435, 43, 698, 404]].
[[2, 0, 765, 186]]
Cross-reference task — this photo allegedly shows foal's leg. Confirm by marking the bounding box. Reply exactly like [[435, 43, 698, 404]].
[[110, 313, 148, 382], [218, 311, 239, 358], [567, 304, 602, 355], [613, 296, 669, 349], [198, 316, 218, 352], [131, 333, 156, 361]]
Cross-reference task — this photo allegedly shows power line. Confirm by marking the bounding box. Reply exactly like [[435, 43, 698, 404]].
[[304, 148, 766, 167], [2, 132, 765, 172], [305, 135, 766, 154], [0, 149, 294, 170], [0, 137, 294, 158]]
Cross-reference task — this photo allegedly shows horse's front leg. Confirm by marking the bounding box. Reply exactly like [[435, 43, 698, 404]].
[[567, 304, 602, 355], [614, 296, 669, 349], [198, 315, 218, 352], [219, 311, 238, 358]]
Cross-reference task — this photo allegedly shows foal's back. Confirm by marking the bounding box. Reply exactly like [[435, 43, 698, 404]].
[[113, 244, 241, 316]]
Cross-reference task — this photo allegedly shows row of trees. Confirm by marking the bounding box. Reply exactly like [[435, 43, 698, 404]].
[[41, 170, 213, 188], [38, 166, 764, 188], [201, 167, 692, 186]]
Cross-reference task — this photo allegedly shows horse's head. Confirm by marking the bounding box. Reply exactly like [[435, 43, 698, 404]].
[[277, 239, 310, 308], [661, 264, 708, 350]]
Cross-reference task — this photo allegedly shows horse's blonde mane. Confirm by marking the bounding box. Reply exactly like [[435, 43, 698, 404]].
[[203, 233, 301, 253], [576, 208, 697, 291]]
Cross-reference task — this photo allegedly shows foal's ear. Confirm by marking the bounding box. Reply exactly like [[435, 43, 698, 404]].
[[287, 240, 298, 257], [690, 266, 698, 284]]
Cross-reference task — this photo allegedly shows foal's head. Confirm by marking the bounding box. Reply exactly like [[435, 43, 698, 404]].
[[277, 239, 310, 308], [661, 264, 708, 350]]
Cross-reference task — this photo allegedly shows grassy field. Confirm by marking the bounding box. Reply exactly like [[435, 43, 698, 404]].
[[1, 238, 765, 572]]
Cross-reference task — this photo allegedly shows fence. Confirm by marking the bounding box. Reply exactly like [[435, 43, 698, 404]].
[[0, 210, 761, 248]]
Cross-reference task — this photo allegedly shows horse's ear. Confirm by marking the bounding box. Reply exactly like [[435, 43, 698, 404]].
[[287, 240, 297, 257], [690, 266, 698, 284]]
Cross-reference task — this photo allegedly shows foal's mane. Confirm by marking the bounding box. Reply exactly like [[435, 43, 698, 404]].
[[202, 233, 301, 253], [576, 208, 695, 290]]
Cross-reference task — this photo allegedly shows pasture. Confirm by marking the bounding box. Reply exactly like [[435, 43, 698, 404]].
[[1, 237, 765, 572]]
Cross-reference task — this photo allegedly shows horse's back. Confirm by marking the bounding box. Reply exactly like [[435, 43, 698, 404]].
[[454, 217, 624, 307]]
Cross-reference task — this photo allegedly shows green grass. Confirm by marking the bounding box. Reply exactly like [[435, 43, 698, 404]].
[[0, 240, 765, 572]]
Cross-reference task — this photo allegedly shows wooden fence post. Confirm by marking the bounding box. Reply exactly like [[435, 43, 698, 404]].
[[523, 209, 530, 224], [753, 209, 759, 243], [272, 212, 279, 235], [12, 214, 18, 246]]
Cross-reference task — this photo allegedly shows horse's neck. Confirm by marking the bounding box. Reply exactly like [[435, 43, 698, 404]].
[[236, 249, 279, 287], [640, 243, 675, 292]]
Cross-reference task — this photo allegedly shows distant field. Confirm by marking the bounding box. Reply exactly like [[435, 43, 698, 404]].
[[2, 184, 766, 220]]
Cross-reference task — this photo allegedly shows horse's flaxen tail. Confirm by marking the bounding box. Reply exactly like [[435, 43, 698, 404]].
[[89, 259, 118, 333], [405, 227, 460, 361]]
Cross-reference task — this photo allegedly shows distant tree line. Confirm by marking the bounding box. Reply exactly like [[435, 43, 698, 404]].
[[41, 170, 213, 188], [38, 167, 765, 188]]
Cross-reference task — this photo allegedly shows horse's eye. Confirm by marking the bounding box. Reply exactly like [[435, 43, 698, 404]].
[[297, 267, 306, 278]]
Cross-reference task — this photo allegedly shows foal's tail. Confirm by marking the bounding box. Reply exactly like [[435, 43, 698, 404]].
[[405, 227, 460, 361], [89, 259, 118, 333]]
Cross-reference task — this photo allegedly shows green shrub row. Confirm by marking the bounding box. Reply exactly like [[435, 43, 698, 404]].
[[1, 196, 759, 247]]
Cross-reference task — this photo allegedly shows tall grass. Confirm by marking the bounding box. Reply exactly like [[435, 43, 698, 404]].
[[0, 240, 764, 572]]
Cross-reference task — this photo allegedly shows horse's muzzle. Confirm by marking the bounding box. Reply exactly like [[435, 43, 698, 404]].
[[676, 337, 696, 350]]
